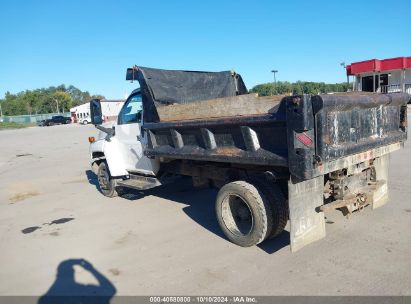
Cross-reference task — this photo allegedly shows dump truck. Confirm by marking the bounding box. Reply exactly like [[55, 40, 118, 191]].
[[89, 66, 409, 252]]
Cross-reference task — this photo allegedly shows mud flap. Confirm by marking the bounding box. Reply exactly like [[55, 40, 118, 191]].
[[372, 154, 390, 209], [288, 175, 325, 252]]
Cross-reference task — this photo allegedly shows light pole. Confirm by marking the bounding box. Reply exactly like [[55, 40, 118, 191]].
[[271, 70, 278, 84], [271, 70, 278, 96]]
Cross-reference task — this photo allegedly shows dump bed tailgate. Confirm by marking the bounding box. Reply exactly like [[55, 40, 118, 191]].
[[287, 93, 408, 179]]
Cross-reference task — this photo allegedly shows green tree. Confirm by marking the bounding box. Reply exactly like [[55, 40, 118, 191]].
[[251, 81, 350, 96], [0, 85, 105, 116], [52, 91, 72, 113]]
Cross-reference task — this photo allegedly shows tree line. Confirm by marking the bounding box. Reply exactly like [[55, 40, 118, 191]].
[[0, 85, 104, 116], [250, 81, 350, 96], [0, 81, 351, 116]]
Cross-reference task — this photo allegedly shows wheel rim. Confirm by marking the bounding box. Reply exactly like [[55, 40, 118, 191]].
[[221, 193, 253, 236], [98, 165, 111, 191]]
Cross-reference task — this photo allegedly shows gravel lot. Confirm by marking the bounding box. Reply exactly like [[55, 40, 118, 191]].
[[0, 121, 410, 297]]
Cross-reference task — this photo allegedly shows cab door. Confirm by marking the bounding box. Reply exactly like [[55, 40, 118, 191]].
[[114, 93, 159, 175]]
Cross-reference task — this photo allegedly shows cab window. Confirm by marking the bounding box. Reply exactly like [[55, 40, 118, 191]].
[[118, 94, 143, 125]]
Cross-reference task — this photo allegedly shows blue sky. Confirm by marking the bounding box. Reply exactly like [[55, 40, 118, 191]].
[[1, 0, 410, 99]]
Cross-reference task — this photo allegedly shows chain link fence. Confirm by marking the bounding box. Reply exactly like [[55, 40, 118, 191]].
[[0, 112, 71, 124]]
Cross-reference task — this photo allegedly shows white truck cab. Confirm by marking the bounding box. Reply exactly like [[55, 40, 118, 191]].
[[89, 89, 160, 196]]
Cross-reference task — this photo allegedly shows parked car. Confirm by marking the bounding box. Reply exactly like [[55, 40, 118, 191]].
[[40, 115, 71, 126]]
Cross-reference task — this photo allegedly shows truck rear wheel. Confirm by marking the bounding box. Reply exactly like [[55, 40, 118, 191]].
[[253, 178, 288, 238], [215, 180, 273, 247], [97, 162, 119, 198]]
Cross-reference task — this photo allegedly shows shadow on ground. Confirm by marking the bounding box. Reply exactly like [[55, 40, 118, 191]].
[[257, 230, 290, 254], [85, 170, 99, 190], [85, 170, 290, 254], [38, 259, 116, 304]]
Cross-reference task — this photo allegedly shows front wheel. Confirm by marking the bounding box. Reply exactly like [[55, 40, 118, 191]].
[[97, 162, 119, 197]]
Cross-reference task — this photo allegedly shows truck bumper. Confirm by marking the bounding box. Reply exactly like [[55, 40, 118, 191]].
[[288, 150, 392, 252]]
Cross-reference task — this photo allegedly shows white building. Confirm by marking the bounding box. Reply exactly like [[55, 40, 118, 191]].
[[347, 57, 411, 94], [70, 99, 125, 124]]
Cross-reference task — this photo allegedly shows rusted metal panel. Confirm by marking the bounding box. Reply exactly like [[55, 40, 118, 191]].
[[313, 142, 400, 177], [144, 92, 408, 181], [144, 113, 288, 167], [287, 92, 408, 180], [145, 145, 288, 167]]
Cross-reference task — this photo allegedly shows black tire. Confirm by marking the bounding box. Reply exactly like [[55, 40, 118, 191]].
[[215, 180, 273, 247], [48, 122, 54, 126], [66, 120, 71, 124], [97, 162, 119, 198], [83, 120, 88, 125], [253, 177, 288, 238]]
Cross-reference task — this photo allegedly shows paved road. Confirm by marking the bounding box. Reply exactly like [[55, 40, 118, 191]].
[[0, 122, 410, 297]]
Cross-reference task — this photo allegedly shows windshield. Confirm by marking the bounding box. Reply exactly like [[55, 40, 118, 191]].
[[118, 94, 143, 125]]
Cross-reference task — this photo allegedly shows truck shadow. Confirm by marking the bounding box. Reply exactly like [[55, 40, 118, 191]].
[[85, 170, 289, 254], [118, 176, 227, 241], [85, 170, 100, 190], [257, 230, 290, 254], [38, 258, 116, 304]]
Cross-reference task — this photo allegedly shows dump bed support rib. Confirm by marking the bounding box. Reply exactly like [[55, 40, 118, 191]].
[[144, 114, 289, 167]]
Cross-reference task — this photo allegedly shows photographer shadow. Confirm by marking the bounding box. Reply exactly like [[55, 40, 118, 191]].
[[38, 259, 116, 304]]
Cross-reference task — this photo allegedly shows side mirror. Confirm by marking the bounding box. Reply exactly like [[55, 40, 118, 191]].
[[126, 66, 139, 82], [90, 99, 103, 125]]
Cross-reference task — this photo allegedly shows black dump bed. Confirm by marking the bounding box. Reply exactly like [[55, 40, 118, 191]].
[[127, 66, 248, 122], [132, 67, 409, 180]]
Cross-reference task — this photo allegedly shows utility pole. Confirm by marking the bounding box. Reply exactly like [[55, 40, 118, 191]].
[[340, 62, 349, 91], [271, 70, 278, 96]]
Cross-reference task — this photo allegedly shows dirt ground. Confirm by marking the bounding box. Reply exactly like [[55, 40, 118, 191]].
[[0, 120, 410, 298]]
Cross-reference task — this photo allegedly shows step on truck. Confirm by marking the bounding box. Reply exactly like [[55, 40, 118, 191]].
[[89, 66, 409, 252]]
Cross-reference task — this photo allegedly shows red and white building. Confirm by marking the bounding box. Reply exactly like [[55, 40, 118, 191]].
[[346, 56, 411, 94], [70, 99, 125, 124]]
